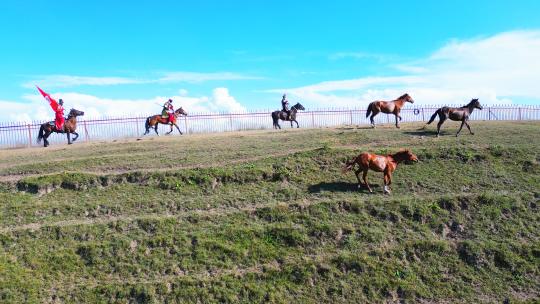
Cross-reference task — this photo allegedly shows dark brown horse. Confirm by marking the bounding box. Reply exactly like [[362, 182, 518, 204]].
[[37, 109, 85, 147], [144, 107, 188, 136], [366, 93, 415, 128], [343, 149, 418, 194], [272, 102, 305, 129], [425, 98, 483, 137]]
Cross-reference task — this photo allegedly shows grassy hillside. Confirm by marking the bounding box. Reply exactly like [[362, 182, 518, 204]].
[[0, 121, 539, 303]]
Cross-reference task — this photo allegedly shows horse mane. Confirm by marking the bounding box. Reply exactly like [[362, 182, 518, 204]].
[[398, 93, 409, 100], [462, 98, 479, 108], [291, 103, 303, 109], [67, 109, 76, 118], [391, 149, 412, 162]]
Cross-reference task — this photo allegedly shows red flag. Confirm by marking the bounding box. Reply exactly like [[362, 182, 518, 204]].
[[36, 85, 60, 111]]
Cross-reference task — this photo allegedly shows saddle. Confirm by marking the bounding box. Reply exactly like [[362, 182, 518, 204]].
[[48, 121, 65, 132]]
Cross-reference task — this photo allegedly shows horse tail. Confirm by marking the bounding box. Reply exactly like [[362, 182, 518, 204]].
[[427, 109, 441, 125], [37, 124, 44, 143], [366, 102, 373, 118], [145, 117, 150, 130], [271, 112, 278, 126], [342, 157, 358, 174]]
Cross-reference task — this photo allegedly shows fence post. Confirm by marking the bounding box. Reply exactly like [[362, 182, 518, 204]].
[[184, 116, 189, 134], [229, 114, 233, 131], [135, 117, 140, 135], [311, 111, 315, 127], [421, 107, 425, 121], [349, 110, 353, 125], [488, 107, 491, 120], [27, 124, 32, 147], [83, 120, 90, 141], [518, 107, 522, 120]]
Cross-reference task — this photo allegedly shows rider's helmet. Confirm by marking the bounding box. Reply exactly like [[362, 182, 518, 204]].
[[59, 99, 64, 105], [168, 99, 173, 103]]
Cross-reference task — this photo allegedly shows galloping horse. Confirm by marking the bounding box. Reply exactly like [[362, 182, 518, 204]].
[[272, 103, 305, 129], [144, 107, 188, 136], [343, 149, 418, 194], [37, 108, 85, 147], [425, 98, 483, 137], [366, 93, 415, 128]]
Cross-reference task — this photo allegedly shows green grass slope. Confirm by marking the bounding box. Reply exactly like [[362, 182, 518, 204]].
[[0, 121, 539, 303]]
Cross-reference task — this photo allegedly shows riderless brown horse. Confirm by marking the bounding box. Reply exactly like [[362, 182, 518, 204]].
[[366, 93, 415, 128], [272, 102, 305, 129], [425, 98, 483, 137], [144, 107, 188, 136], [343, 149, 418, 194], [37, 108, 85, 147]]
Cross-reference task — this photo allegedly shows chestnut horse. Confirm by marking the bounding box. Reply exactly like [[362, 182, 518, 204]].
[[144, 107, 188, 136], [37, 108, 85, 147], [366, 93, 414, 128], [343, 149, 418, 194], [425, 98, 483, 137]]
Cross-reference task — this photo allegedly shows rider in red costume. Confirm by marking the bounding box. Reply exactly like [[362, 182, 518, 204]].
[[51, 98, 65, 131]]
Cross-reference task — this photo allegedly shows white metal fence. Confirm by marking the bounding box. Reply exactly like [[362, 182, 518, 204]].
[[0, 105, 539, 148]]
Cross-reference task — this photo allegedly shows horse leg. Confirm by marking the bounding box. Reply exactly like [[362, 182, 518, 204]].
[[456, 119, 466, 137], [383, 173, 391, 194], [294, 120, 299, 128], [175, 123, 183, 135], [72, 132, 79, 142], [436, 118, 446, 137], [67, 132, 72, 145], [166, 123, 173, 135], [43, 131, 50, 147], [395, 114, 400, 129], [154, 124, 159, 136], [370, 113, 376, 128], [362, 170, 372, 193], [465, 120, 474, 135], [290, 120, 293, 128], [354, 168, 363, 188]]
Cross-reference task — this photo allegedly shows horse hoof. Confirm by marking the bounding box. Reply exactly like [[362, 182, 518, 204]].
[[68, 142, 73, 145], [471, 133, 475, 135]]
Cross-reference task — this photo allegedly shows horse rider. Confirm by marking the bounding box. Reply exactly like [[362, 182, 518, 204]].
[[281, 94, 291, 120], [162, 99, 175, 123], [51, 98, 65, 132]]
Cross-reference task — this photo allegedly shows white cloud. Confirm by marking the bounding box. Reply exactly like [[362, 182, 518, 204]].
[[23, 71, 260, 88], [274, 30, 540, 107], [1, 88, 246, 123], [208, 88, 246, 113]]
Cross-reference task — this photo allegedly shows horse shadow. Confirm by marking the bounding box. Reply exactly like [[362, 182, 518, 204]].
[[401, 129, 438, 137], [308, 182, 379, 193], [335, 126, 374, 131]]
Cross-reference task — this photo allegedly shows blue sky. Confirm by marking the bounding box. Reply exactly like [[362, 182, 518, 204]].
[[1, 1, 540, 121]]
